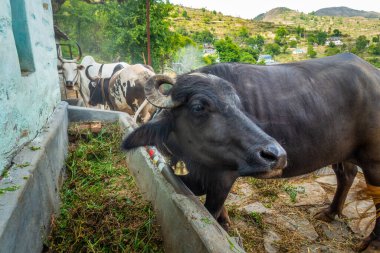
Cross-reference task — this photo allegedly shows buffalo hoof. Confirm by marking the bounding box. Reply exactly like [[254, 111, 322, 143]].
[[219, 220, 230, 232], [217, 215, 231, 232], [217, 206, 232, 231], [314, 207, 336, 222], [358, 235, 380, 252]]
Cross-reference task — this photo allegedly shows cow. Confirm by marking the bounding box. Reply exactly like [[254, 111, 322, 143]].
[[86, 63, 124, 108], [122, 53, 380, 251], [57, 51, 129, 106], [86, 64, 156, 122]]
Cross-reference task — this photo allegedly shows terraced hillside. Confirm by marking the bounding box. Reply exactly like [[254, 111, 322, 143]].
[[171, 6, 380, 39]]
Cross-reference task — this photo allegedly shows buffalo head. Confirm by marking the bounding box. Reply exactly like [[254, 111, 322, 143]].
[[122, 73, 287, 178]]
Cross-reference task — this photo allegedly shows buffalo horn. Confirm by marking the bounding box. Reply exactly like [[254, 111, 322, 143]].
[[145, 74, 180, 109]]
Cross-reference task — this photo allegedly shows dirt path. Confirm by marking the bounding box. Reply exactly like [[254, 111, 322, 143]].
[[227, 168, 374, 252]]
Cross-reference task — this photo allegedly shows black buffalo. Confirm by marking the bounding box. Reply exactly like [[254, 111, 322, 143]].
[[122, 53, 380, 251]]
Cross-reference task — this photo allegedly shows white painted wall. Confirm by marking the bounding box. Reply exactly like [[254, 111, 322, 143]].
[[0, 0, 60, 174]]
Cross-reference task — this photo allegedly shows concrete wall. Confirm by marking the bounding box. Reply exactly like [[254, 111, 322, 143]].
[[0, 102, 68, 253], [0, 0, 60, 174]]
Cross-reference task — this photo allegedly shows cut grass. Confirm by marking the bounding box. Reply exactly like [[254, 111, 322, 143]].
[[46, 123, 163, 252]]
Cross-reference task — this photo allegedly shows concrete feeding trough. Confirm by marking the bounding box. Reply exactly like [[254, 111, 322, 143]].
[[0, 102, 245, 253]]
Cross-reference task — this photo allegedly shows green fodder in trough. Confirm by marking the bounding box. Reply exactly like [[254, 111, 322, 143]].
[[46, 123, 163, 253]]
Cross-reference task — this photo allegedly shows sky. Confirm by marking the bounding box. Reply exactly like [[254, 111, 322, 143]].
[[169, 0, 380, 19]]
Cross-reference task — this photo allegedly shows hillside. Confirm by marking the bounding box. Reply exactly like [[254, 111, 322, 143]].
[[248, 7, 380, 38], [254, 7, 294, 21], [315, 7, 380, 18], [171, 6, 284, 39]]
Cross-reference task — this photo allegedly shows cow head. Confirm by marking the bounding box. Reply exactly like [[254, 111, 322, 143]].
[[122, 73, 287, 178], [57, 43, 83, 89]]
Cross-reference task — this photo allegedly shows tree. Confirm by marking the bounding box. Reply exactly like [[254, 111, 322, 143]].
[[274, 27, 289, 45], [355, 35, 369, 52], [238, 27, 250, 39], [54, 0, 102, 57], [240, 47, 259, 63], [192, 30, 215, 44], [182, 10, 189, 19], [307, 34, 317, 45], [275, 27, 289, 38], [315, 31, 328, 45], [203, 54, 218, 65], [289, 40, 297, 48], [325, 47, 340, 56], [246, 35, 265, 51], [369, 43, 380, 55], [239, 51, 256, 64], [307, 45, 317, 58], [328, 41, 336, 48], [215, 37, 241, 62], [332, 29, 342, 37], [295, 25, 305, 38], [264, 43, 281, 56], [103, 0, 190, 70]]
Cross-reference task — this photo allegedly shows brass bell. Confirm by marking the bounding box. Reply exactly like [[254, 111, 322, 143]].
[[173, 161, 189, 176]]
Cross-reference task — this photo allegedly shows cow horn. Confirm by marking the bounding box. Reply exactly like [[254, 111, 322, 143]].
[[75, 42, 82, 61], [57, 45, 63, 62], [145, 75, 180, 109], [85, 65, 98, 82]]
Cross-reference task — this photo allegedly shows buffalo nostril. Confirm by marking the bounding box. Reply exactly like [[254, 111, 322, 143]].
[[259, 143, 286, 162], [259, 149, 278, 162]]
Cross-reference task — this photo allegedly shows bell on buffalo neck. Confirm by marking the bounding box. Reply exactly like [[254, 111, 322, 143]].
[[173, 161, 189, 176]]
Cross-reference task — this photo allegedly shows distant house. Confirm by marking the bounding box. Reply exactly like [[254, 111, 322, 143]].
[[325, 36, 343, 46], [203, 43, 216, 54], [292, 48, 305, 54], [258, 54, 276, 65]]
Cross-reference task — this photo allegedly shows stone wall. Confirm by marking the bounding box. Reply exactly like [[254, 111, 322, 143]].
[[0, 0, 60, 174]]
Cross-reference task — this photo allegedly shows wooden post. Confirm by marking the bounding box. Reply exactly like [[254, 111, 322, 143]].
[[146, 0, 152, 66]]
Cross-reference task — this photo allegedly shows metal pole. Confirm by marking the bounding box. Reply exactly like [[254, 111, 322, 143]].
[[146, 0, 152, 66]]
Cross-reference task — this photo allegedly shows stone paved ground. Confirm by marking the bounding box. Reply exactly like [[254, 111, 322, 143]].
[[226, 168, 375, 253]]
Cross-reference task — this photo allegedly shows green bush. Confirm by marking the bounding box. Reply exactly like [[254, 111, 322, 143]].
[[369, 43, 380, 55], [307, 45, 317, 58], [203, 54, 218, 65], [367, 57, 380, 68], [325, 47, 340, 56], [215, 37, 241, 62], [239, 51, 256, 64], [264, 43, 281, 56], [289, 40, 297, 48], [356, 35, 369, 52]]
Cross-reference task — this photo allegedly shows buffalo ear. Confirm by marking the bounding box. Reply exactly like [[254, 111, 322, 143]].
[[77, 64, 85, 70], [122, 116, 172, 151]]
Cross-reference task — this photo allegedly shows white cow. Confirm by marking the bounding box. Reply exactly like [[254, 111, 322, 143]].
[[58, 53, 129, 106]]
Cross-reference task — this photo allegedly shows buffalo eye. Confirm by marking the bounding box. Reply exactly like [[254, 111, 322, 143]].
[[191, 103, 205, 114]]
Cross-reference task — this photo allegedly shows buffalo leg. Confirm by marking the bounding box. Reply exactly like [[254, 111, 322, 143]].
[[358, 162, 380, 252], [315, 162, 358, 222], [180, 171, 237, 230], [217, 205, 231, 227], [204, 175, 237, 231]]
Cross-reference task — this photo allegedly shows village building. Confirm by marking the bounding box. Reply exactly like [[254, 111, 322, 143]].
[[0, 1, 66, 252], [325, 36, 343, 46]]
